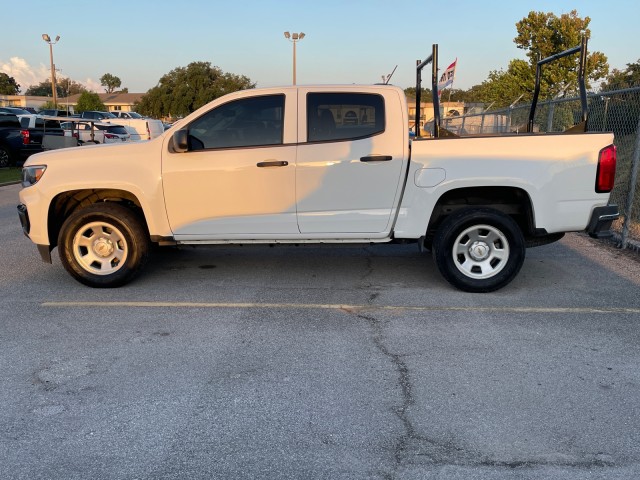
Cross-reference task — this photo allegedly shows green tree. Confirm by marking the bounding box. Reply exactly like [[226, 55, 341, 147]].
[[468, 59, 535, 108], [135, 62, 255, 118], [25, 79, 62, 97], [594, 59, 640, 136], [403, 87, 433, 100], [600, 59, 640, 91], [26, 78, 87, 99], [455, 10, 609, 109], [75, 92, 106, 113], [58, 78, 87, 96], [514, 10, 608, 98], [100, 73, 122, 93], [0, 73, 20, 94], [40, 100, 58, 110]]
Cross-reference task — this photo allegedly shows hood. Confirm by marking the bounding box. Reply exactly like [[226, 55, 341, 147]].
[[24, 137, 159, 167]]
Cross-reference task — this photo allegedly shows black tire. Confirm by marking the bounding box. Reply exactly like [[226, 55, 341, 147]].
[[0, 145, 13, 168], [432, 208, 525, 293], [58, 203, 149, 288]]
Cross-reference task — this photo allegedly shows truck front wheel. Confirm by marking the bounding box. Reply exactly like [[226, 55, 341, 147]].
[[432, 208, 525, 293], [58, 203, 149, 288]]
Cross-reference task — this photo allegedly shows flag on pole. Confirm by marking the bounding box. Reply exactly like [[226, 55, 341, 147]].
[[438, 58, 457, 93]]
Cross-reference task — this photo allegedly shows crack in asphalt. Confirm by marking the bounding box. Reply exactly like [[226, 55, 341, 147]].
[[356, 312, 414, 467], [341, 306, 617, 477], [343, 306, 466, 474]]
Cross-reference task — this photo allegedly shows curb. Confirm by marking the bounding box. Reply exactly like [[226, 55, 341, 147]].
[[0, 181, 21, 187]]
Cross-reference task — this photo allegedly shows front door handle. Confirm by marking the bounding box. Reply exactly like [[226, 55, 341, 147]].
[[360, 155, 393, 162], [257, 161, 289, 167]]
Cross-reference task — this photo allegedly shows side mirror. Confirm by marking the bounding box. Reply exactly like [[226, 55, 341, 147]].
[[172, 129, 189, 153]]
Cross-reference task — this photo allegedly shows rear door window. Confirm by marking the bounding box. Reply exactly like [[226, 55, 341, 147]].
[[307, 93, 385, 142]]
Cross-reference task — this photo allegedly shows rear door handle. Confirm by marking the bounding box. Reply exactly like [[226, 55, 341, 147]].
[[360, 155, 393, 162], [257, 161, 289, 167]]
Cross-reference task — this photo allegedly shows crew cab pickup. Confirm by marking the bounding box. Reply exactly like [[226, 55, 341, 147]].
[[78, 111, 164, 141], [16, 45, 619, 292]]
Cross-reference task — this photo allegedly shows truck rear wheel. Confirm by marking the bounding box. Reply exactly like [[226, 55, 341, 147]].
[[432, 208, 525, 292], [58, 203, 149, 288]]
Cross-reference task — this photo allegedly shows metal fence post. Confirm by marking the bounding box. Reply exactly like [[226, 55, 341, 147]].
[[621, 116, 640, 249], [547, 100, 556, 132]]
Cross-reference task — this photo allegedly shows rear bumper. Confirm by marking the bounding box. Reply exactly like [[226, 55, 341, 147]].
[[586, 205, 619, 239]]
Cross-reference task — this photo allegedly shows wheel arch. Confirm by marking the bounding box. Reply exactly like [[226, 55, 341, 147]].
[[425, 186, 536, 244], [47, 189, 150, 249]]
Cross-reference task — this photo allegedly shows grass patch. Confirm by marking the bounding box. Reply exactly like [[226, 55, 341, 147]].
[[0, 167, 21, 184]]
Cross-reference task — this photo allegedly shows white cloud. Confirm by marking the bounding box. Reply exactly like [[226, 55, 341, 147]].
[[1, 56, 105, 94], [83, 78, 104, 93], [0, 57, 49, 92]]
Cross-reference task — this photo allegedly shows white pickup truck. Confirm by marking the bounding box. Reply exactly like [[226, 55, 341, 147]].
[[16, 45, 619, 292]]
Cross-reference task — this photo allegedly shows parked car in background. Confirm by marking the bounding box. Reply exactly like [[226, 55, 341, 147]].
[[77, 111, 115, 121], [0, 107, 34, 123], [60, 121, 131, 144], [0, 113, 23, 167], [0, 107, 32, 116], [38, 109, 73, 117], [19, 116, 65, 131], [78, 110, 164, 141], [0, 113, 65, 167], [111, 111, 146, 119]]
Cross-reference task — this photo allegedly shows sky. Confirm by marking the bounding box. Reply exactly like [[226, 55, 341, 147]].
[[1, 0, 639, 95]]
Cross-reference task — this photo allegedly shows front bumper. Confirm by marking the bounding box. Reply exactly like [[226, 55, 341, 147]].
[[17, 203, 52, 263], [586, 205, 619, 239], [17, 204, 29, 236]]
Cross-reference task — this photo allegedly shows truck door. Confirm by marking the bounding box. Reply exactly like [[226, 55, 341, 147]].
[[296, 89, 407, 234], [162, 92, 298, 237]]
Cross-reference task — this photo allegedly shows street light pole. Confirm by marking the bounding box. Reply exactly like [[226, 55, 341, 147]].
[[42, 33, 60, 107], [284, 31, 305, 85]]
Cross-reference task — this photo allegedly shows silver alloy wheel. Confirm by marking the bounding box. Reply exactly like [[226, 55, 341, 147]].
[[72, 221, 129, 275], [452, 224, 510, 279]]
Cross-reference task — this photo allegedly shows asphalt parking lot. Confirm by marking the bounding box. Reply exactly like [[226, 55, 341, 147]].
[[1, 183, 640, 479]]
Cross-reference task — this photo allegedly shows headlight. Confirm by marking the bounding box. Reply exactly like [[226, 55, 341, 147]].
[[22, 165, 47, 187]]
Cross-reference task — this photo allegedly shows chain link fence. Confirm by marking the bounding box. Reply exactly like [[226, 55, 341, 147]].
[[438, 86, 640, 249]]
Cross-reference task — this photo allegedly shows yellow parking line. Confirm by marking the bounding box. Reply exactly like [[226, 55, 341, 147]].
[[41, 301, 640, 315]]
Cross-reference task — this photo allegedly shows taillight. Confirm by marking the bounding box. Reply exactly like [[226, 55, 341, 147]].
[[596, 144, 617, 193], [104, 133, 117, 139], [21, 129, 30, 145]]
